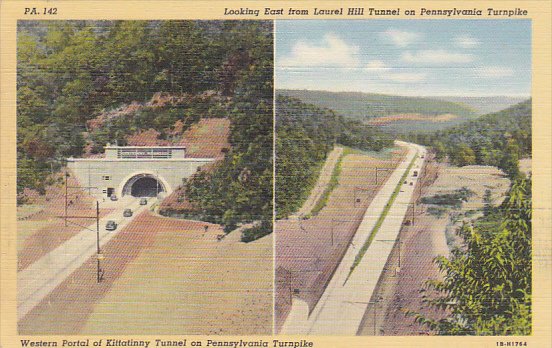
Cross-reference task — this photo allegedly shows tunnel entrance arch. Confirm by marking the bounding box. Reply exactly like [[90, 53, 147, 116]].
[[120, 173, 169, 197]]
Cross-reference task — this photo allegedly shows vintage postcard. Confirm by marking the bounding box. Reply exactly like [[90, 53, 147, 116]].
[[1, 1, 550, 348]]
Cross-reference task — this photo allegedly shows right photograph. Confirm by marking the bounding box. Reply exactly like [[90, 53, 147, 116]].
[[274, 20, 532, 336]]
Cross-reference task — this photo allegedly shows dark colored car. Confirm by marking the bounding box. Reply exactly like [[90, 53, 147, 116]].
[[123, 208, 133, 217], [106, 220, 117, 231], [140, 198, 148, 205]]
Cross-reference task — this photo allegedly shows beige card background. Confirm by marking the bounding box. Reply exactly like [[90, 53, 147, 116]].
[[1, 1, 550, 347]]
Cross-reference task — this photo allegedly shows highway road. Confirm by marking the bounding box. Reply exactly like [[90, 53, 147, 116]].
[[17, 196, 157, 321], [281, 141, 426, 335]]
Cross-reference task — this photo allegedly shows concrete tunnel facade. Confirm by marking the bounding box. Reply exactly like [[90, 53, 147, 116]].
[[66, 145, 214, 199]]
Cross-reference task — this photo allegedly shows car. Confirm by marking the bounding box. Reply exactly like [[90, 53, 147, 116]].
[[105, 220, 117, 231], [110, 194, 118, 201], [123, 208, 133, 217], [140, 198, 148, 205]]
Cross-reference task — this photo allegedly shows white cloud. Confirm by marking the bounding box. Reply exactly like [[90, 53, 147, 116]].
[[475, 66, 515, 78], [381, 29, 421, 47], [366, 60, 426, 82], [454, 35, 480, 48], [366, 60, 390, 72], [279, 33, 360, 68], [402, 49, 475, 65]]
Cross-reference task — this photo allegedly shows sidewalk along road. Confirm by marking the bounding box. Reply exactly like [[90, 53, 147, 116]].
[[17, 196, 157, 321], [281, 141, 426, 335]]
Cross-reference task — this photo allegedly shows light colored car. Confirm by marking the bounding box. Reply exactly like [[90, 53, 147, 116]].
[[123, 208, 133, 217], [110, 194, 118, 201], [140, 198, 148, 205], [105, 220, 117, 231]]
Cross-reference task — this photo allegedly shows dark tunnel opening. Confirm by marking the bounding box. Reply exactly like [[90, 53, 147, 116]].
[[130, 176, 164, 197]]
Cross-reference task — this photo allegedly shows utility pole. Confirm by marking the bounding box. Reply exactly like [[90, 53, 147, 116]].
[[288, 269, 293, 304], [377, 239, 403, 269], [375, 167, 391, 185], [64, 171, 97, 226], [88, 164, 92, 195], [353, 186, 370, 207], [65, 172, 69, 226], [372, 300, 377, 335], [96, 201, 104, 283], [397, 226, 405, 269], [56, 201, 103, 283], [367, 297, 383, 335], [285, 268, 322, 305], [330, 219, 334, 246], [330, 219, 357, 247]]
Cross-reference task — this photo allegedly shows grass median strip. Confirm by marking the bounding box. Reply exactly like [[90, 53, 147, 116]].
[[345, 153, 418, 283], [310, 152, 345, 217]]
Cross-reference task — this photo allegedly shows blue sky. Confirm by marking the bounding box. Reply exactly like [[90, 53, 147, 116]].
[[276, 20, 531, 97]]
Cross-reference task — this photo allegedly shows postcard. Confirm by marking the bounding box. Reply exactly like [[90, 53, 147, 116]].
[[1, 1, 550, 347]]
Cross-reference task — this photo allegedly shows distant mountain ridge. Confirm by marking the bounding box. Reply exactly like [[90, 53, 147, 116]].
[[277, 89, 527, 133], [278, 89, 476, 117], [434, 96, 529, 115], [277, 89, 477, 133]]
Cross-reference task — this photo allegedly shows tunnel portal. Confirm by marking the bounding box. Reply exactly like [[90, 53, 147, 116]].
[[122, 174, 166, 197]]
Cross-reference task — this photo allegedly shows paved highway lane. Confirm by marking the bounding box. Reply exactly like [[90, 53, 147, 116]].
[[17, 196, 157, 321], [281, 141, 426, 335]]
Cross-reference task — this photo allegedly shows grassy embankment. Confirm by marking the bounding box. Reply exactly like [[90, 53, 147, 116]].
[[309, 146, 397, 217], [309, 153, 345, 217]]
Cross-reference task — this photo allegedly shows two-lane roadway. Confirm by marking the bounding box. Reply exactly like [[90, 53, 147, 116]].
[[17, 196, 157, 321]]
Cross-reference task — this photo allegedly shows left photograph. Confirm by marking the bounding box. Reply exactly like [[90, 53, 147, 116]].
[[16, 20, 274, 335]]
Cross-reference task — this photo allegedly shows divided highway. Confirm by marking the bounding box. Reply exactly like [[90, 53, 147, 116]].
[[281, 141, 426, 335], [17, 196, 157, 321]]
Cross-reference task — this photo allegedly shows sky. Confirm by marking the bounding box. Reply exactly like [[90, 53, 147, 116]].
[[276, 20, 531, 97]]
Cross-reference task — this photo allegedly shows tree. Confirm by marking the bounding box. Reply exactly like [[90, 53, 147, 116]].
[[501, 140, 521, 179], [103, 21, 157, 104], [452, 143, 476, 166], [433, 141, 447, 161], [483, 189, 493, 216], [412, 100, 531, 175], [411, 179, 532, 335], [155, 21, 220, 93]]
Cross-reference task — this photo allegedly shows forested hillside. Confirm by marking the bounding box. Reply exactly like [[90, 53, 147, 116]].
[[436, 96, 528, 115], [276, 95, 393, 218], [183, 23, 273, 234], [278, 89, 476, 133], [407, 99, 531, 178], [17, 20, 273, 236]]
